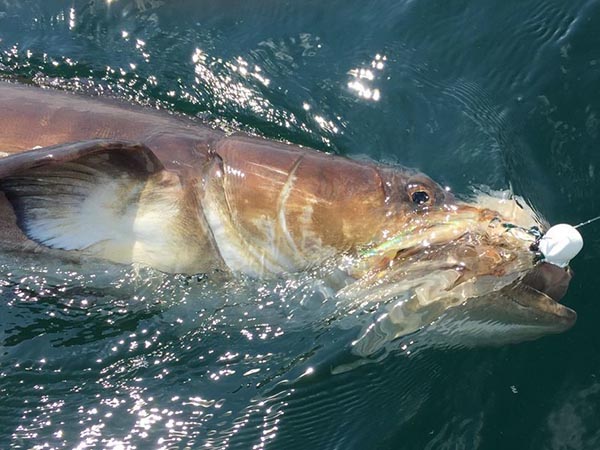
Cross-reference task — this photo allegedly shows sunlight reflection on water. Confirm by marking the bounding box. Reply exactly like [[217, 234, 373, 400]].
[[1, 0, 598, 448]]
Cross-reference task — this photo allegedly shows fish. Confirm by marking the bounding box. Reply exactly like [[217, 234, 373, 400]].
[[0, 82, 577, 347]]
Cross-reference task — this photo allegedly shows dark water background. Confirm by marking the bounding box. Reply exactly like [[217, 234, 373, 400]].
[[1, 1, 600, 448]]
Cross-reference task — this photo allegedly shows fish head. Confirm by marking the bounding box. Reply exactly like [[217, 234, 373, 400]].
[[341, 187, 577, 350]]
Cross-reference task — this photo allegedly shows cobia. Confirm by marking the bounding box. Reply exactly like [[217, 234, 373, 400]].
[[0, 82, 578, 345]]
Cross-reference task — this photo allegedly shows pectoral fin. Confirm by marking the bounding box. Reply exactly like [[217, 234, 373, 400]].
[[0, 140, 168, 259]]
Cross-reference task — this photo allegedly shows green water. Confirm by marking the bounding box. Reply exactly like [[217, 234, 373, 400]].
[[1, 1, 600, 448]]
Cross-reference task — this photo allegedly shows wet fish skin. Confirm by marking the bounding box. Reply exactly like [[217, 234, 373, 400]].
[[0, 83, 448, 275]]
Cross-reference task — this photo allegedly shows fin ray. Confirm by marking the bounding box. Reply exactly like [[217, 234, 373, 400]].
[[0, 140, 165, 253]]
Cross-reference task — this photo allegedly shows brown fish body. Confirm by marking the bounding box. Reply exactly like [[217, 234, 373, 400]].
[[0, 83, 439, 275]]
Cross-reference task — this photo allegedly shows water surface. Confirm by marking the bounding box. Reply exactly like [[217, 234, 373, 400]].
[[1, 1, 600, 448]]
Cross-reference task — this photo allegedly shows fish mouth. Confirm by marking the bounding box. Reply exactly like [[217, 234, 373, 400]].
[[520, 261, 571, 303], [440, 261, 578, 345], [344, 259, 578, 355], [510, 262, 577, 330], [343, 195, 578, 342]]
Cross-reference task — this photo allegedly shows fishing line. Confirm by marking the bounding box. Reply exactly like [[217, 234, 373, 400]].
[[574, 215, 600, 229]]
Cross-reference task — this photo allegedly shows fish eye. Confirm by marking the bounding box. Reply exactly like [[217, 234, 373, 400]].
[[411, 190, 430, 205], [407, 181, 434, 207]]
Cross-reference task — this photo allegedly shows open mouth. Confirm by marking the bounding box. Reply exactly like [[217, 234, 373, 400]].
[[506, 261, 577, 330], [521, 262, 572, 303]]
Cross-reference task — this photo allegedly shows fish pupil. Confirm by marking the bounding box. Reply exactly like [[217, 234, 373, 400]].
[[411, 191, 430, 205]]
